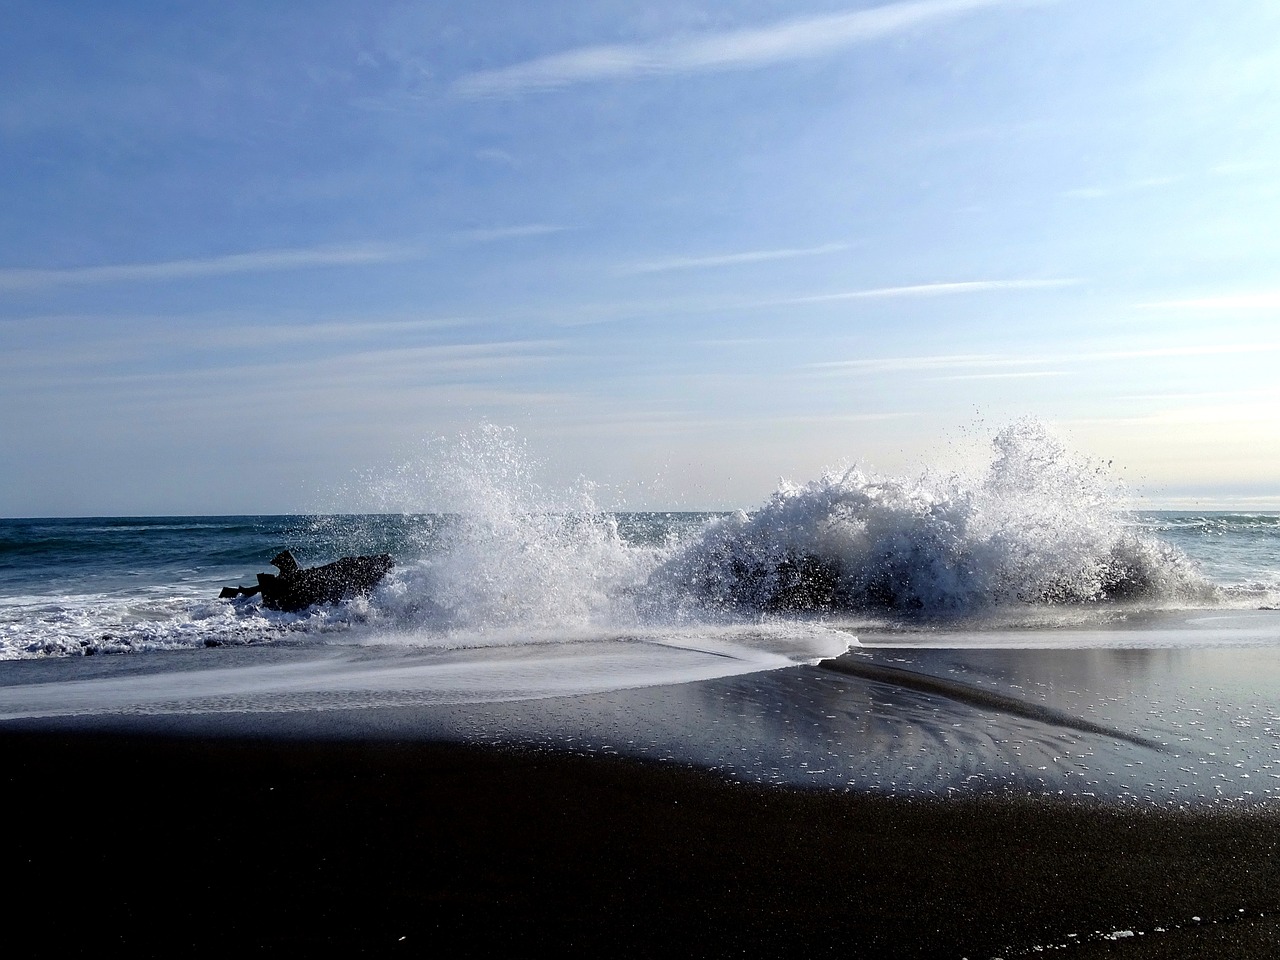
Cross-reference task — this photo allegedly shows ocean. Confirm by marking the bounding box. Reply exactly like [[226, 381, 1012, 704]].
[[2, 424, 1278, 806], [1, 510, 1277, 662]]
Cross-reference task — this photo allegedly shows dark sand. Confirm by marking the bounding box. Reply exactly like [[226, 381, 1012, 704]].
[[5, 727, 1278, 958]]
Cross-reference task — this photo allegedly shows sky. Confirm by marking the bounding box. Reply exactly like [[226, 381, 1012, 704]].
[[2, 0, 1279, 516]]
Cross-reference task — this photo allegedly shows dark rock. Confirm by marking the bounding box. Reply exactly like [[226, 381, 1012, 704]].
[[219, 549, 395, 612], [254, 550, 395, 612]]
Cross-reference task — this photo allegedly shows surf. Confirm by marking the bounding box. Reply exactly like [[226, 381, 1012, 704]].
[[644, 420, 1217, 621], [0, 420, 1272, 663]]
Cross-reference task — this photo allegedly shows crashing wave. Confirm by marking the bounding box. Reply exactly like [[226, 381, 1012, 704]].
[[645, 421, 1214, 616], [2, 421, 1232, 660]]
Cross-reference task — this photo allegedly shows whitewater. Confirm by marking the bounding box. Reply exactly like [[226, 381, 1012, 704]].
[[3, 422, 1275, 666]]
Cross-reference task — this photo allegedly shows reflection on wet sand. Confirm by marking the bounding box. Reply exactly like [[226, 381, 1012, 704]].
[[3, 640, 1277, 808], [485, 644, 1280, 808], [818, 655, 1163, 748]]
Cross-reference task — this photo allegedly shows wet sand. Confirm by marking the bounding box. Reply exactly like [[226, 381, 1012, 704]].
[[4, 637, 1280, 955], [5, 632, 1280, 805], [3, 727, 1278, 957]]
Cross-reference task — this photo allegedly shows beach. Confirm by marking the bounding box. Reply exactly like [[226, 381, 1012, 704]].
[[5, 720, 1278, 958], [3, 507, 1279, 955], [5, 641, 1280, 957]]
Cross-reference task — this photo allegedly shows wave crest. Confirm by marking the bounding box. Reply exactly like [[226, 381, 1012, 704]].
[[647, 422, 1213, 616]]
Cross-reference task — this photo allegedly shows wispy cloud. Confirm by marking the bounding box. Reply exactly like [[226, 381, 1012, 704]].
[[621, 243, 848, 275], [811, 352, 1033, 373], [545, 409, 916, 438], [932, 370, 1068, 380], [1111, 388, 1279, 402], [454, 0, 1027, 98], [1210, 160, 1268, 178], [457, 224, 566, 243], [783, 278, 1077, 304], [218, 317, 476, 349], [809, 341, 1280, 374], [474, 148, 519, 167], [451, 277, 1077, 330], [1137, 292, 1280, 311], [0, 244, 418, 292], [23, 340, 568, 393], [1063, 176, 1180, 200], [0, 226, 566, 291]]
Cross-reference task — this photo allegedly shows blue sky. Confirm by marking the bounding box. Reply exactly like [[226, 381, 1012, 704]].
[[3, 0, 1279, 516]]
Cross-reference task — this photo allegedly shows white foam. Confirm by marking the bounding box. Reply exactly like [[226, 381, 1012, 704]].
[[0, 623, 854, 719], [648, 421, 1218, 615]]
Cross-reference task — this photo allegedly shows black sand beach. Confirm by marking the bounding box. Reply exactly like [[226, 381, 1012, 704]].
[[5, 634, 1280, 956], [5, 726, 1279, 958]]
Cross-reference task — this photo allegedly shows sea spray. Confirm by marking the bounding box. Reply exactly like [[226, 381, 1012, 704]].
[[645, 421, 1212, 617], [355, 424, 659, 634], [352, 420, 1213, 631], [0, 421, 1242, 660]]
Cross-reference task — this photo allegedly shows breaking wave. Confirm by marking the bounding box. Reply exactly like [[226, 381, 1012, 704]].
[[644, 420, 1214, 618], [1, 420, 1249, 660]]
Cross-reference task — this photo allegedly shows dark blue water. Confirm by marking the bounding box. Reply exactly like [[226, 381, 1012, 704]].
[[5, 516, 412, 592]]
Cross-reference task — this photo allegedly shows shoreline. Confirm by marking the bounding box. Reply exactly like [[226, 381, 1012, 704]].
[[5, 640, 1280, 806], [5, 726, 1279, 957], [6, 638, 1280, 954]]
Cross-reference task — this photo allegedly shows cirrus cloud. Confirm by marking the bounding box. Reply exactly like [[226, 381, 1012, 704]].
[[454, 0, 1043, 98]]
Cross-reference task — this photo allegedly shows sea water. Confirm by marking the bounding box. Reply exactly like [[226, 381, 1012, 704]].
[[3, 422, 1275, 663], [2, 423, 1278, 805]]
